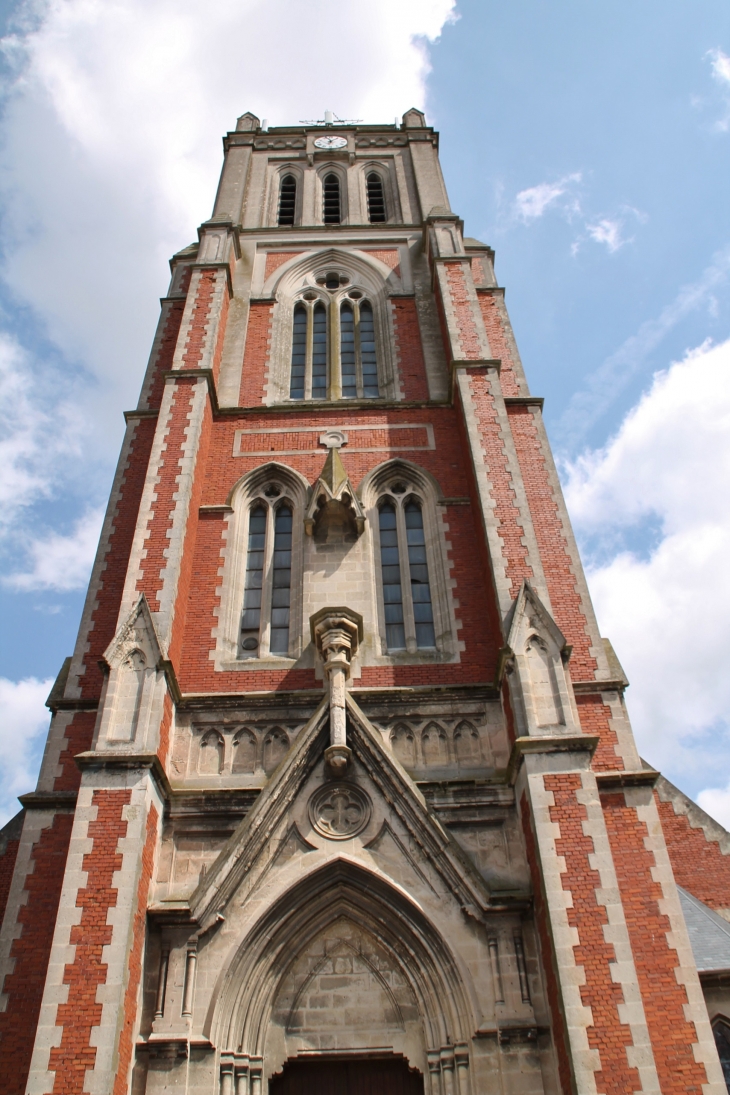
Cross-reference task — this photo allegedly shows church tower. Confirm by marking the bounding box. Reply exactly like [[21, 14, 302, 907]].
[[2, 109, 730, 1095]]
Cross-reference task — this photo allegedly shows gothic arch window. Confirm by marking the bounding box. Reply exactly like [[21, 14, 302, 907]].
[[287, 285, 384, 402], [278, 174, 297, 226], [377, 494, 435, 653], [340, 299, 380, 399], [366, 172, 387, 222], [289, 300, 328, 400], [362, 462, 458, 663], [212, 464, 307, 671], [240, 497, 295, 658], [323, 173, 341, 224]]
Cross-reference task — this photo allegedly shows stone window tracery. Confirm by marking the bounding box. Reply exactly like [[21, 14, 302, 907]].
[[287, 287, 383, 402], [362, 461, 459, 664]]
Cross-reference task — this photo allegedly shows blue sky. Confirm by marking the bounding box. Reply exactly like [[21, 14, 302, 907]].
[[0, 0, 729, 824]]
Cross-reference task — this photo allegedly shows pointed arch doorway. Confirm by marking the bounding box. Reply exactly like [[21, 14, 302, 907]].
[[269, 1055, 424, 1095]]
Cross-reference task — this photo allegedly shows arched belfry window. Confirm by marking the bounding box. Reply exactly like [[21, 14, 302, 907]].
[[339, 299, 380, 399], [240, 495, 296, 658], [289, 301, 328, 400], [366, 173, 386, 222], [377, 492, 435, 652], [323, 174, 341, 224], [278, 174, 296, 226]]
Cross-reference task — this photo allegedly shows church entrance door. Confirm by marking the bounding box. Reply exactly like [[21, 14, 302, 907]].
[[268, 1055, 424, 1095]]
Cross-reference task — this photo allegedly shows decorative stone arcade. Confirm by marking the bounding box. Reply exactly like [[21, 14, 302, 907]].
[[1, 107, 730, 1095]]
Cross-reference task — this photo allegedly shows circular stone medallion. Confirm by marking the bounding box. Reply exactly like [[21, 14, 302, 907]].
[[309, 783, 372, 840]]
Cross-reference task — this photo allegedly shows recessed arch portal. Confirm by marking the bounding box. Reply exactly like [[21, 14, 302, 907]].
[[207, 860, 475, 1084]]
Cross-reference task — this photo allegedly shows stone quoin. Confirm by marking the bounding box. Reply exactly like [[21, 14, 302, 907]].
[[2, 108, 730, 1095]]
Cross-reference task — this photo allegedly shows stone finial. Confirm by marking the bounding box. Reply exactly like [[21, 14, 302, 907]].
[[304, 446, 365, 543], [310, 607, 364, 776]]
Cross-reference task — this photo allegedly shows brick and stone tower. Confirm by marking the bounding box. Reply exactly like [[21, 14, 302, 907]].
[[2, 109, 730, 1095]]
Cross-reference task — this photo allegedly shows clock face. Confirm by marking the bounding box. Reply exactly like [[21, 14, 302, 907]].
[[314, 135, 348, 150]]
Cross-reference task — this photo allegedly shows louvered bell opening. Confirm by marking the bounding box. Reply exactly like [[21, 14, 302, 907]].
[[366, 173, 386, 223], [323, 174, 341, 224], [278, 175, 296, 226]]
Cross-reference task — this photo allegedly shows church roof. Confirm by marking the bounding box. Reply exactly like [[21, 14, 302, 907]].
[[679, 886, 730, 972]]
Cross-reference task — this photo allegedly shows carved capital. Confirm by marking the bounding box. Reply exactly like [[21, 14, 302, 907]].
[[310, 607, 363, 678]]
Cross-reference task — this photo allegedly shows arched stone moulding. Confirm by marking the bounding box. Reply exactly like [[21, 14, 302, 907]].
[[206, 859, 475, 1091], [213, 462, 310, 670], [262, 248, 401, 404], [359, 459, 462, 664]]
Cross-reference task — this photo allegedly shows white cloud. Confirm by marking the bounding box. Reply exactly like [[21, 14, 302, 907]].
[[557, 245, 730, 447], [6, 506, 104, 591], [709, 48, 730, 87], [0, 0, 457, 561], [698, 785, 730, 830], [0, 329, 82, 533], [513, 172, 582, 222], [563, 337, 730, 809], [707, 48, 730, 131], [586, 218, 625, 253], [0, 676, 52, 826]]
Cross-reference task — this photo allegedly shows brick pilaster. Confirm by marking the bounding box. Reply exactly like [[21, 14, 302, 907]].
[[517, 750, 662, 1095], [25, 771, 163, 1095]]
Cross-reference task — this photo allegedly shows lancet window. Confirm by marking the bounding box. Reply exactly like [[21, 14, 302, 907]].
[[277, 174, 297, 226], [377, 491, 436, 652], [289, 302, 328, 400], [288, 290, 381, 401], [323, 173, 341, 224], [240, 495, 294, 658], [366, 172, 386, 222], [340, 300, 380, 398]]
